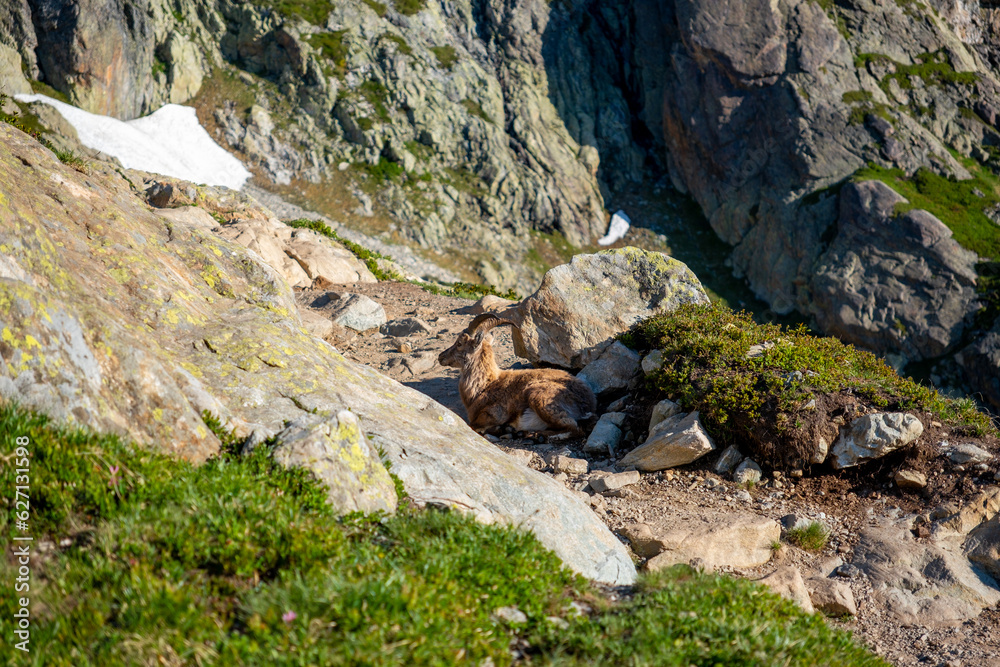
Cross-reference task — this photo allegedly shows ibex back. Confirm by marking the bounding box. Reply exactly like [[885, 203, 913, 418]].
[[438, 314, 596, 436]]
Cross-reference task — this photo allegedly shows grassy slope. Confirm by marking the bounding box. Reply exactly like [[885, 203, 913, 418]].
[[0, 402, 885, 666]]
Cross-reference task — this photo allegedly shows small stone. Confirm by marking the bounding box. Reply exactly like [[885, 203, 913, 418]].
[[806, 577, 858, 616], [545, 616, 570, 630], [833, 564, 861, 579], [493, 606, 528, 624], [780, 514, 799, 529], [790, 469, 804, 478], [757, 566, 814, 613], [547, 454, 588, 475], [733, 459, 762, 486], [713, 444, 744, 474], [703, 478, 721, 489], [551, 472, 568, 482], [946, 443, 994, 465], [578, 341, 641, 395], [648, 398, 681, 431], [589, 470, 641, 493], [380, 317, 433, 337], [894, 469, 927, 491], [641, 349, 664, 375], [584, 414, 624, 455], [619, 411, 716, 471], [736, 489, 753, 503]]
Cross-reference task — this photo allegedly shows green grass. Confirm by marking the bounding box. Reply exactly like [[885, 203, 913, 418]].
[[393, 0, 426, 16], [786, 522, 831, 551], [284, 218, 404, 281], [359, 80, 393, 121], [461, 98, 493, 124], [842, 90, 873, 105], [621, 302, 996, 467], [362, 0, 388, 16], [253, 0, 332, 24], [28, 79, 70, 104], [354, 157, 406, 182], [0, 402, 888, 665], [852, 162, 1000, 260], [430, 45, 459, 69], [1, 95, 89, 171], [855, 51, 977, 94], [307, 30, 350, 76], [379, 33, 412, 56]]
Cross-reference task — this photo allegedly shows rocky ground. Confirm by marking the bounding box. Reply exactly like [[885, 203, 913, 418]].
[[302, 278, 1000, 667]]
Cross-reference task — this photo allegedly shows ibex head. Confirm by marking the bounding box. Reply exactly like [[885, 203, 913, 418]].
[[438, 314, 518, 368]]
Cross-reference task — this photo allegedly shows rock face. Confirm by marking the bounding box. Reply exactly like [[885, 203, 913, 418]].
[[270, 411, 398, 514], [830, 413, 924, 469], [813, 181, 979, 362], [510, 248, 709, 369], [956, 318, 1000, 411], [0, 125, 636, 585], [619, 411, 716, 472]]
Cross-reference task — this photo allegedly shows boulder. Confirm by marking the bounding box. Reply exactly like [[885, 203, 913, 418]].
[[154, 206, 219, 231], [577, 341, 641, 395], [285, 228, 378, 285], [216, 218, 376, 288], [619, 411, 716, 472], [270, 411, 398, 514], [830, 412, 924, 469], [583, 412, 625, 455], [644, 510, 780, 571], [508, 248, 709, 369], [0, 127, 636, 585], [757, 566, 814, 614], [469, 294, 518, 315]]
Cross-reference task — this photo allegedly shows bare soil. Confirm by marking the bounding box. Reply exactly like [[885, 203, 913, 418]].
[[299, 280, 1000, 667]]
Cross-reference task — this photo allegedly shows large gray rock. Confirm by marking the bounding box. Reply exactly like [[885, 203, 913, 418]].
[[509, 248, 709, 369], [956, 317, 1000, 411], [830, 412, 924, 469], [619, 411, 716, 472], [812, 181, 979, 363], [270, 411, 398, 514], [0, 127, 636, 586]]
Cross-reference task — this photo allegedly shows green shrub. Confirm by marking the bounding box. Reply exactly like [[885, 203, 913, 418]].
[[362, 0, 388, 16], [461, 98, 493, 123], [622, 302, 995, 467], [379, 33, 412, 56], [254, 0, 332, 24]]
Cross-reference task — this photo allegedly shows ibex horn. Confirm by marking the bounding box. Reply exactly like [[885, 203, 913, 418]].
[[465, 313, 518, 335]]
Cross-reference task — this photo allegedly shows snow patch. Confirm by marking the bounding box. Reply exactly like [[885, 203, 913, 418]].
[[597, 210, 631, 246], [14, 94, 252, 190]]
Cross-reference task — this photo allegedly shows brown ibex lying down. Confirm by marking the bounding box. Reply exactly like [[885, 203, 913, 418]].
[[438, 313, 596, 436]]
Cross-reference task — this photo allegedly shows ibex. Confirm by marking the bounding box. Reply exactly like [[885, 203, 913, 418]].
[[438, 313, 596, 436]]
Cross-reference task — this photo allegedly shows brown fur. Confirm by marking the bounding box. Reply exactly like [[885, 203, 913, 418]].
[[438, 322, 596, 436]]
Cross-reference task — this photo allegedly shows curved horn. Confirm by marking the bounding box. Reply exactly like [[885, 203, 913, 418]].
[[465, 313, 518, 335]]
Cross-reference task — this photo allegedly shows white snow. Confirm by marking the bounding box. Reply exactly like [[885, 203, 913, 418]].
[[14, 94, 252, 190], [597, 209, 631, 246]]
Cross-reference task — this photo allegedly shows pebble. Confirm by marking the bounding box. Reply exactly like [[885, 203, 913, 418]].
[[735, 489, 752, 503], [493, 606, 528, 624]]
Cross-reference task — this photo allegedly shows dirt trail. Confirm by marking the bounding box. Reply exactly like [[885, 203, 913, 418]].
[[298, 280, 1000, 667]]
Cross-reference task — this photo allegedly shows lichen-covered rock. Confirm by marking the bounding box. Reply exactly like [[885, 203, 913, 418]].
[[830, 413, 924, 469], [270, 411, 398, 514], [509, 248, 709, 369], [0, 125, 635, 585]]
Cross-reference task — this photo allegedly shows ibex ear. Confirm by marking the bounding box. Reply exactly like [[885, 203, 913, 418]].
[[474, 329, 492, 345]]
